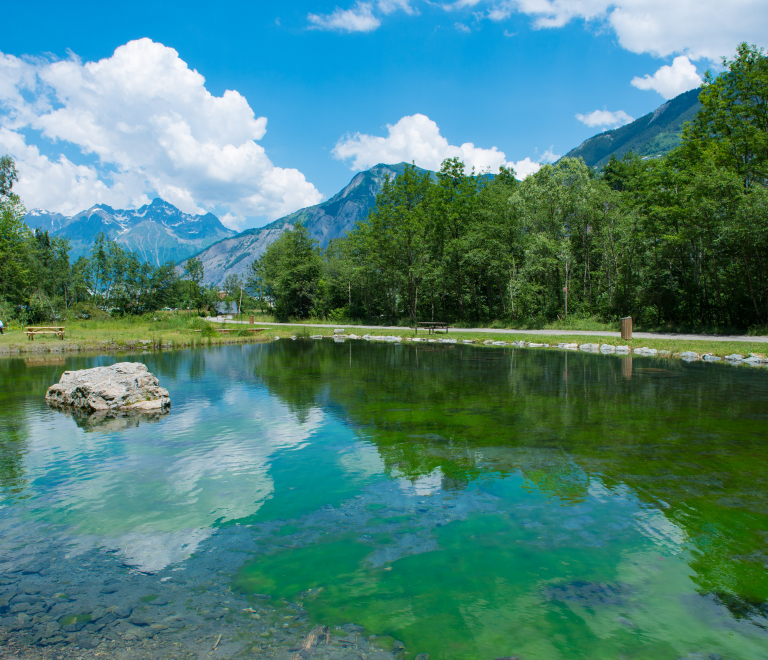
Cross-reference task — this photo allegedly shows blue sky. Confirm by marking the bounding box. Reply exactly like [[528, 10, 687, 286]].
[[1, 0, 764, 230]]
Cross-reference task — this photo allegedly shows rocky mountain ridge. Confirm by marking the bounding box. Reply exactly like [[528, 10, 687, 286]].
[[562, 87, 701, 168], [26, 198, 236, 265]]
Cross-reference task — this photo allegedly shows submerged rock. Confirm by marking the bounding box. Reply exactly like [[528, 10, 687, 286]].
[[45, 362, 170, 415]]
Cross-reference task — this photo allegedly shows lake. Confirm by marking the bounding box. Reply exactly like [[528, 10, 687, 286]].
[[0, 340, 767, 660]]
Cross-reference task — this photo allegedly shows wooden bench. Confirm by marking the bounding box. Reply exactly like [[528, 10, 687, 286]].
[[414, 322, 450, 335], [25, 326, 65, 341]]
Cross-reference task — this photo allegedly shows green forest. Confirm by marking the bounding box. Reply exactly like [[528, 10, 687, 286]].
[[1, 43, 767, 332], [251, 44, 768, 331]]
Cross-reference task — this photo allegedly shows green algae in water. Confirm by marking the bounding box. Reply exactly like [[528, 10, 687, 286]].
[[59, 613, 92, 627], [232, 341, 768, 660], [235, 500, 768, 659]]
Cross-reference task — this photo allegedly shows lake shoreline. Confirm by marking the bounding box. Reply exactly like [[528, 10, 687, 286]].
[[2, 312, 766, 362], [1, 328, 766, 369]]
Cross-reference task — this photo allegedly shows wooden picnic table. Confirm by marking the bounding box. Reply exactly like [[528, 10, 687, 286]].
[[414, 322, 451, 335], [193, 327, 266, 334], [26, 326, 66, 341]]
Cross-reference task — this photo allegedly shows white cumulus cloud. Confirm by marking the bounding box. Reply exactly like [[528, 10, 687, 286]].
[[0, 39, 322, 230], [575, 109, 634, 128], [308, 0, 416, 32], [511, 157, 542, 178], [332, 113, 556, 178], [448, 0, 768, 61], [308, 2, 381, 32], [631, 55, 702, 99], [378, 0, 417, 14]]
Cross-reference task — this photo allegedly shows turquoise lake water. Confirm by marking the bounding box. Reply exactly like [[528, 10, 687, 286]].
[[0, 341, 767, 659]]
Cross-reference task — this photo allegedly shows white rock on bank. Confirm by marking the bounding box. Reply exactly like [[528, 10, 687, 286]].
[[600, 344, 616, 353], [45, 362, 170, 414]]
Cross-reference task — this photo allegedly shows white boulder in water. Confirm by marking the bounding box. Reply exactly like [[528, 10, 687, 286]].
[[45, 362, 171, 414]]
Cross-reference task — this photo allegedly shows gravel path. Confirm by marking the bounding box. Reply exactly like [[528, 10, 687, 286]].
[[214, 318, 768, 344]]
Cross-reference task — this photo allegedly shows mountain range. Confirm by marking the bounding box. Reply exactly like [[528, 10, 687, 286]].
[[182, 162, 419, 285], [25, 88, 702, 285], [561, 87, 701, 168], [25, 198, 236, 265]]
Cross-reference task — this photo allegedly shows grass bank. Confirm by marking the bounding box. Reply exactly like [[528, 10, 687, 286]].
[[0, 313, 295, 356], [0, 313, 765, 362]]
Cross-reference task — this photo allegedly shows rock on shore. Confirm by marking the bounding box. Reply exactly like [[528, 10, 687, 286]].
[[45, 362, 170, 414]]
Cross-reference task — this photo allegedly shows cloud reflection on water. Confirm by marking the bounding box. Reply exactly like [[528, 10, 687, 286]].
[[18, 384, 326, 572]]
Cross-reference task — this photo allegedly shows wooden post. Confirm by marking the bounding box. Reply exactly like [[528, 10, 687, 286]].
[[621, 316, 632, 341], [249, 315, 254, 324], [622, 355, 632, 380]]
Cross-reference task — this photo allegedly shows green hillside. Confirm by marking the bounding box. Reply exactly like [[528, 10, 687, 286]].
[[562, 88, 702, 168]]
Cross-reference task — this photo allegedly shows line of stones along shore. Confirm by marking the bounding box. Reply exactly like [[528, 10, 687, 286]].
[[297, 331, 768, 366]]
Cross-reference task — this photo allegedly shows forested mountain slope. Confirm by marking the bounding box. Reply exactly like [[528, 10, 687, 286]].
[[185, 162, 424, 285], [562, 88, 701, 168], [25, 198, 235, 265]]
